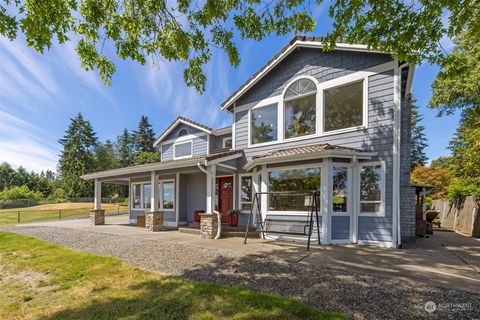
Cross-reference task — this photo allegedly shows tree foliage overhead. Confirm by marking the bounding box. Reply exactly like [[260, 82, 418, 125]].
[[2, 0, 478, 91], [0, 0, 315, 91]]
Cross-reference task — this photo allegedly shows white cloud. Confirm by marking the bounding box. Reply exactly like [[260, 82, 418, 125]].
[[0, 108, 58, 172]]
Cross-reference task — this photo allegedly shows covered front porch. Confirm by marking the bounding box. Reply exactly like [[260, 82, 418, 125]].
[[81, 150, 243, 234]]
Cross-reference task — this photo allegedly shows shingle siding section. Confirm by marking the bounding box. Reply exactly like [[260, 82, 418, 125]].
[[237, 48, 391, 106]]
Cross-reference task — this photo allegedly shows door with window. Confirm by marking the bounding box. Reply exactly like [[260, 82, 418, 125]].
[[330, 165, 352, 243], [217, 177, 233, 223]]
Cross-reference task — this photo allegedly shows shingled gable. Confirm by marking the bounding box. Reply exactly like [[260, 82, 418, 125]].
[[153, 116, 213, 147], [220, 35, 386, 112]]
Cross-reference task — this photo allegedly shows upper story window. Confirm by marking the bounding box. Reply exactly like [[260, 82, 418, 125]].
[[284, 78, 317, 139], [174, 141, 192, 159], [251, 104, 278, 145], [324, 80, 364, 132], [178, 129, 188, 137], [223, 137, 232, 149]]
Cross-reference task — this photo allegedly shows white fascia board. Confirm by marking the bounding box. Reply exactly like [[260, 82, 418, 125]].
[[221, 40, 388, 111], [81, 158, 203, 180], [153, 119, 212, 147], [243, 150, 377, 171], [205, 152, 243, 166], [212, 126, 232, 136], [405, 65, 415, 97]]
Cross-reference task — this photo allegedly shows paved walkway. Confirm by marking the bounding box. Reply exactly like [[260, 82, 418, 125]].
[[2, 216, 479, 319]]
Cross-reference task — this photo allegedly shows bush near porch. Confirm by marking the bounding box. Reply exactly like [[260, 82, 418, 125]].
[[0, 232, 344, 320]]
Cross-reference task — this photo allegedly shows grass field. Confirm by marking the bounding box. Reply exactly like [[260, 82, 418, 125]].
[[0, 203, 128, 226], [0, 232, 344, 320]]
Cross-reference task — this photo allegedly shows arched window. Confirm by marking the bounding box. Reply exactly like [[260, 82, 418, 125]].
[[284, 78, 317, 139], [178, 129, 188, 137]]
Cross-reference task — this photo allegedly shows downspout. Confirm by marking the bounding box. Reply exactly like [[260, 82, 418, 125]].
[[197, 162, 222, 239]]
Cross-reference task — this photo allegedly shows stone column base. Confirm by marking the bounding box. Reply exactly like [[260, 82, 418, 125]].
[[90, 209, 105, 225], [145, 211, 163, 232], [200, 213, 218, 239]]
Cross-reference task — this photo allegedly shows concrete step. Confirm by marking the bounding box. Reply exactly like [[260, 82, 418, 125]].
[[178, 227, 260, 238]]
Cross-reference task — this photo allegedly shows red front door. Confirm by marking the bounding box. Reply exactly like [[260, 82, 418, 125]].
[[217, 176, 233, 223]]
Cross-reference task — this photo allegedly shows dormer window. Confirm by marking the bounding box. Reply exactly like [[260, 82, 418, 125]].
[[284, 78, 317, 139], [178, 129, 188, 137]]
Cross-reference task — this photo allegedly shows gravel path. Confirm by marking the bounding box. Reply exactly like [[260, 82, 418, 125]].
[[2, 226, 479, 320]]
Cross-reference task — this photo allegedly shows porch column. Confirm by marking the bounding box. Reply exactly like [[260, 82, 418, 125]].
[[90, 179, 105, 225], [260, 165, 268, 221], [201, 164, 218, 239], [146, 171, 163, 231]]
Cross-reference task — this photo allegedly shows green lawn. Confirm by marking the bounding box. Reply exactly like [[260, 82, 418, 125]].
[[0, 203, 127, 226], [0, 232, 344, 320]]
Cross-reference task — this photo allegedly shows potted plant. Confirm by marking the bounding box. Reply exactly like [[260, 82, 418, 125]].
[[228, 209, 241, 227]]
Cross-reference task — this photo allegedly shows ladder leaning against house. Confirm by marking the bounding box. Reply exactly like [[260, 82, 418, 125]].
[[243, 190, 321, 250]]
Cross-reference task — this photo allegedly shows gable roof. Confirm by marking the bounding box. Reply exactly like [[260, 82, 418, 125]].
[[153, 116, 213, 147], [221, 35, 386, 112]]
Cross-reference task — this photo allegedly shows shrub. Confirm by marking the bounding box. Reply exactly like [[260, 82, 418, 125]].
[[47, 188, 68, 202], [0, 185, 43, 201]]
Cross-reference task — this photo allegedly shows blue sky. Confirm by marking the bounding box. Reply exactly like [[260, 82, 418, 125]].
[[0, 7, 459, 173]]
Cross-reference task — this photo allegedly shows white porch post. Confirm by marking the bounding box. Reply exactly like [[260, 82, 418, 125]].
[[260, 165, 268, 221], [206, 165, 216, 213], [322, 159, 331, 244], [151, 171, 159, 212], [91, 179, 105, 225], [146, 171, 163, 231], [94, 179, 101, 210]]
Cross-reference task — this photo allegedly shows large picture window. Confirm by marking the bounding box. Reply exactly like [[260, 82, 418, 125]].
[[240, 175, 253, 211], [332, 167, 348, 213], [251, 104, 278, 144], [268, 167, 321, 212], [284, 78, 317, 139], [324, 80, 364, 132], [360, 164, 383, 214]]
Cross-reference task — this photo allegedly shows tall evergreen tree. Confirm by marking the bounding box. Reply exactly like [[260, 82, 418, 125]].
[[410, 104, 428, 167], [58, 113, 98, 198], [133, 116, 156, 153], [115, 128, 135, 167], [0, 162, 16, 190]]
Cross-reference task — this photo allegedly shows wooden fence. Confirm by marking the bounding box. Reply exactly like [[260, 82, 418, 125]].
[[432, 196, 480, 237]]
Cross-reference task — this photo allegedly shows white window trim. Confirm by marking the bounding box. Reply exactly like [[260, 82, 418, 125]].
[[238, 174, 253, 213], [358, 161, 386, 217], [243, 69, 377, 149], [248, 100, 281, 147], [320, 75, 369, 135], [282, 76, 319, 141], [132, 183, 143, 209], [173, 140, 193, 160], [159, 178, 176, 212], [142, 183, 152, 209], [130, 180, 176, 212], [222, 137, 233, 149], [265, 162, 323, 216], [330, 163, 353, 217]]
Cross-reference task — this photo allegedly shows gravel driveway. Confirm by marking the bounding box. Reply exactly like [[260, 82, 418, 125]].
[[2, 226, 479, 320]]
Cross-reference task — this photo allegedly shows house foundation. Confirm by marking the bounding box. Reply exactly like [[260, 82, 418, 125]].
[[200, 213, 218, 239]]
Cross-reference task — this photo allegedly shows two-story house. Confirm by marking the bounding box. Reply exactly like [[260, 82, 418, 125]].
[[82, 36, 415, 248]]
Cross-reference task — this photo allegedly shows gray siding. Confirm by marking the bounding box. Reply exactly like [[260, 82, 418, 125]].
[[233, 48, 396, 244], [179, 174, 188, 222], [331, 216, 350, 240], [161, 135, 208, 161], [184, 173, 206, 221], [210, 133, 232, 152], [237, 48, 391, 106], [162, 123, 203, 141]]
